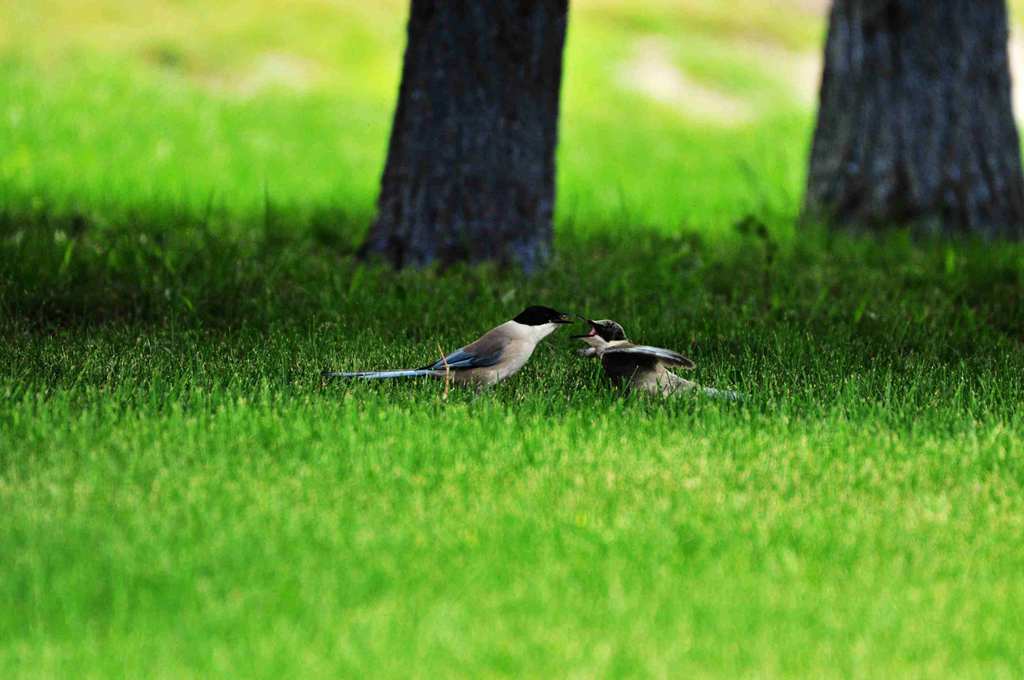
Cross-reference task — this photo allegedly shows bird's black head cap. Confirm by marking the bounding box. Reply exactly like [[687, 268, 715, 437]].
[[594, 319, 627, 341], [513, 305, 572, 326], [573, 319, 627, 341]]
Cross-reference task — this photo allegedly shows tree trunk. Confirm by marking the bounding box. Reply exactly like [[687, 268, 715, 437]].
[[359, 0, 569, 271], [805, 0, 1024, 238]]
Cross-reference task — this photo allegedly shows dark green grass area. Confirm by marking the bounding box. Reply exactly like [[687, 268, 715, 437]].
[[3, 202, 1024, 677]]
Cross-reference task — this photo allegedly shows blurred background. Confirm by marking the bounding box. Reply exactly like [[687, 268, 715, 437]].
[[3, 1, 1024, 236], [0, 1, 921, 239]]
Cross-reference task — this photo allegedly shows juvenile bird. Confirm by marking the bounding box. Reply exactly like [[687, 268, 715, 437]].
[[323, 306, 573, 387], [573, 319, 740, 399]]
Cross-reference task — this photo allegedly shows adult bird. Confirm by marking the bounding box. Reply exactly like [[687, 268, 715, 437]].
[[323, 306, 573, 387], [573, 318, 740, 399]]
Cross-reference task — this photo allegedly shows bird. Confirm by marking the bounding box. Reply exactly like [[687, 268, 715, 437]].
[[573, 318, 741, 399], [322, 305, 573, 387]]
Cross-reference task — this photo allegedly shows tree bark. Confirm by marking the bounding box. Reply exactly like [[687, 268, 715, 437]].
[[805, 0, 1024, 238], [360, 0, 569, 271]]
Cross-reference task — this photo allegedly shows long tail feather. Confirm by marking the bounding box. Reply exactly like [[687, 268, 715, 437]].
[[321, 369, 436, 380], [700, 386, 743, 401]]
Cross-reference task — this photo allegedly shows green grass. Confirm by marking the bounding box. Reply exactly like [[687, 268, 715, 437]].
[[3, 1, 1024, 678]]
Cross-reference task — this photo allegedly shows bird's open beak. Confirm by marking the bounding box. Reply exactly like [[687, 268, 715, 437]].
[[570, 318, 598, 339]]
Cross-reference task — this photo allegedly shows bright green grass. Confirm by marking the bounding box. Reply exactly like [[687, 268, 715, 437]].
[[4, 219, 1024, 678], [3, 1, 1024, 678]]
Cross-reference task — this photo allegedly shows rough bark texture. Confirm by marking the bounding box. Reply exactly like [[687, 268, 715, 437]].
[[360, 0, 568, 270], [805, 0, 1024, 238]]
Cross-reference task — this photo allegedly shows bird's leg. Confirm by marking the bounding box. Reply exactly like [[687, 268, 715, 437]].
[[437, 343, 451, 400]]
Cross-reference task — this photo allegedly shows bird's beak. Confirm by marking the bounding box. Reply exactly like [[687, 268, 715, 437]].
[[570, 319, 598, 339], [555, 311, 573, 324]]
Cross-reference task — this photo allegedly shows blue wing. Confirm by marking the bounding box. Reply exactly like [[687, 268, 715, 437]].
[[426, 347, 503, 371]]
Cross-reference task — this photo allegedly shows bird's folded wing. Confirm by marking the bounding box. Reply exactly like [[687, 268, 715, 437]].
[[603, 344, 695, 369], [601, 351, 653, 380], [426, 346, 503, 371]]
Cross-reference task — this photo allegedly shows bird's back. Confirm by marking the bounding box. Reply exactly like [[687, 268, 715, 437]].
[[600, 341, 696, 393], [446, 322, 538, 384]]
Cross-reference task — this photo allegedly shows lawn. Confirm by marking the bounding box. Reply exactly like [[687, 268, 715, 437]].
[[2, 1, 1024, 678]]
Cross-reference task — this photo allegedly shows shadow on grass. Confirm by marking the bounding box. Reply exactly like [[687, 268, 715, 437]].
[[1, 197, 1022, 359]]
